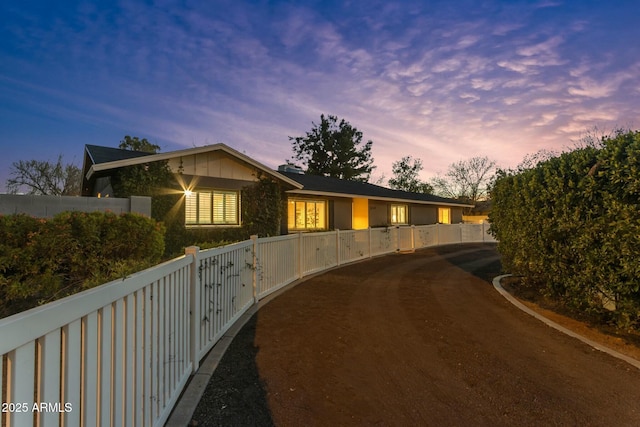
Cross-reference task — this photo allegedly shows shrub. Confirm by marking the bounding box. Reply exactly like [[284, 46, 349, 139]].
[[0, 211, 165, 318], [490, 130, 640, 329]]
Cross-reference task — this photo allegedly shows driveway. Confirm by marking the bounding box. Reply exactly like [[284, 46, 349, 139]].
[[192, 243, 640, 426]]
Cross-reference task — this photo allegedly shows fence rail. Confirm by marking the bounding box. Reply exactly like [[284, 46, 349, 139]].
[[0, 223, 494, 426]]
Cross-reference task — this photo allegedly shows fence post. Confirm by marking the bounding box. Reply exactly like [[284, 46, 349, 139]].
[[459, 223, 463, 243], [437, 223, 440, 245], [336, 229, 341, 266], [482, 221, 486, 242], [368, 227, 372, 258], [250, 235, 259, 304], [185, 246, 200, 374], [297, 232, 303, 279], [411, 225, 416, 250]]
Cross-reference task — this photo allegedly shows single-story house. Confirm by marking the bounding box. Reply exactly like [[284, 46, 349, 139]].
[[81, 143, 472, 233], [462, 199, 492, 224]]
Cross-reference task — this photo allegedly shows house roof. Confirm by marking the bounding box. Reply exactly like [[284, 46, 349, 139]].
[[82, 143, 471, 207], [83, 143, 303, 189], [85, 144, 155, 165], [281, 172, 473, 208]]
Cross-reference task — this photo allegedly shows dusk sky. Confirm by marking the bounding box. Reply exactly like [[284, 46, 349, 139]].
[[1, 0, 639, 190]]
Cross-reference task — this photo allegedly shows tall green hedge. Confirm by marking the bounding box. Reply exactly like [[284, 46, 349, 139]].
[[489, 130, 640, 328], [0, 211, 165, 318]]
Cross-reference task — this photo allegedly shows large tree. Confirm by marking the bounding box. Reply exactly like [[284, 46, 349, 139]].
[[118, 134, 161, 153], [111, 136, 173, 198], [110, 136, 176, 222], [6, 155, 81, 196], [388, 156, 433, 193], [430, 156, 497, 204], [290, 114, 374, 182]]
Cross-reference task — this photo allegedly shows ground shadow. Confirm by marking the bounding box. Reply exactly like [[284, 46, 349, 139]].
[[190, 315, 274, 426], [432, 243, 503, 283]]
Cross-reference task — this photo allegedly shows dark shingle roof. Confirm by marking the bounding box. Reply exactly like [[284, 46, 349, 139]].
[[85, 144, 154, 165], [281, 172, 472, 206]]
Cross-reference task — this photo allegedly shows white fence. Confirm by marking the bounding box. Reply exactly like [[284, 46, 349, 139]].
[[0, 223, 494, 427]]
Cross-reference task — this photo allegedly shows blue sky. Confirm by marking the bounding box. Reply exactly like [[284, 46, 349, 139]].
[[1, 0, 639, 189]]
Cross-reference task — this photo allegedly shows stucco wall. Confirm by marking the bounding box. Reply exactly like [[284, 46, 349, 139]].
[[410, 205, 438, 225], [368, 200, 389, 227], [332, 198, 353, 230], [451, 208, 463, 224], [0, 194, 151, 218]]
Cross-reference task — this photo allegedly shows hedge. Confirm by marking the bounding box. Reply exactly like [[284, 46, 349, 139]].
[[0, 211, 165, 318], [489, 130, 640, 328]]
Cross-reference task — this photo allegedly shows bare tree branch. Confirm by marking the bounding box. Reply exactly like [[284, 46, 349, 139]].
[[430, 156, 497, 204], [6, 155, 81, 196]]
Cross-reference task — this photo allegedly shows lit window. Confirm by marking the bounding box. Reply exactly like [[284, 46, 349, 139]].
[[288, 199, 326, 230], [185, 190, 239, 226], [390, 204, 408, 225], [438, 207, 451, 224]]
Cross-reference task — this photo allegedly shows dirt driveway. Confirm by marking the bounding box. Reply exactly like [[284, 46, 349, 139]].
[[192, 243, 640, 426]]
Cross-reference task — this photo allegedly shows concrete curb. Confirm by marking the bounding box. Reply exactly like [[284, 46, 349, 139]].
[[493, 274, 640, 371]]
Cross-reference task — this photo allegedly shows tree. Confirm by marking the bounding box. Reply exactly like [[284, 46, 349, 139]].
[[6, 155, 81, 196], [388, 156, 433, 193], [110, 136, 176, 222], [118, 134, 161, 153], [430, 156, 497, 204], [290, 114, 374, 182], [241, 175, 283, 237], [111, 136, 173, 197]]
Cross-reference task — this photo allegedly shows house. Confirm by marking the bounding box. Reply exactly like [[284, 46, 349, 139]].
[[81, 143, 472, 233], [462, 199, 492, 224], [279, 168, 471, 231]]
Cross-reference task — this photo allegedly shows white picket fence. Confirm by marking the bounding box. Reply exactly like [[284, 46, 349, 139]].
[[0, 223, 494, 427]]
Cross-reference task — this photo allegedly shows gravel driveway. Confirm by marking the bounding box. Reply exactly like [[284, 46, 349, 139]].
[[192, 243, 640, 426]]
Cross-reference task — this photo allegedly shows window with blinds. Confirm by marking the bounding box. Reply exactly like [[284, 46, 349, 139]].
[[287, 199, 327, 230], [185, 190, 239, 225], [390, 204, 408, 225]]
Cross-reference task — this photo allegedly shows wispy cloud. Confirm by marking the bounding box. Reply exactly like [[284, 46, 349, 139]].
[[1, 0, 639, 185]]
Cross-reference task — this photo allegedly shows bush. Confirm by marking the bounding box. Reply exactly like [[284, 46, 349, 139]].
[[0, 211, 165, 318], [490, 130, 640, 329]]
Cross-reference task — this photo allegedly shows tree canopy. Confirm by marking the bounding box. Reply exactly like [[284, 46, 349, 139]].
[[6, 155, 81, 196], [430, 156, 497, 204], [388, 156, 433, 193], [290, 114, 374, 182], [111, 136, 173, 198], [118, 135, 161, 153], [110, 136, 176, 223]]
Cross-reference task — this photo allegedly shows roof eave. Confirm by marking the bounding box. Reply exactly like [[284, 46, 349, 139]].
[[84, 143, 303, 189], [287, 189, 474, 208]]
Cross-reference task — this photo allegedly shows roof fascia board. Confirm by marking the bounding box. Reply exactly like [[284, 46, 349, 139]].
[[85, 143, 302, 188], [286, 189, 473, 208]]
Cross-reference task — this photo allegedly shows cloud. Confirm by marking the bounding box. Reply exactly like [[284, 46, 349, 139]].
[[516, 36, 563, 57], [2, 0, 640, 185], [567, 79, 616, 98], [567, 68, 637, 99], [532, 113, 558, 127], [456, 35, 481, 49]]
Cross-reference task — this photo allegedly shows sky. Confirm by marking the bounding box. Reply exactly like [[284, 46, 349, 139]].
[[1, 0, 639, 190]]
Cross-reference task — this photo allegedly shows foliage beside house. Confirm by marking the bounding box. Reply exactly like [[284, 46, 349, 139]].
[[489, 130, 640, 329], [0, 211, 164, 318]]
